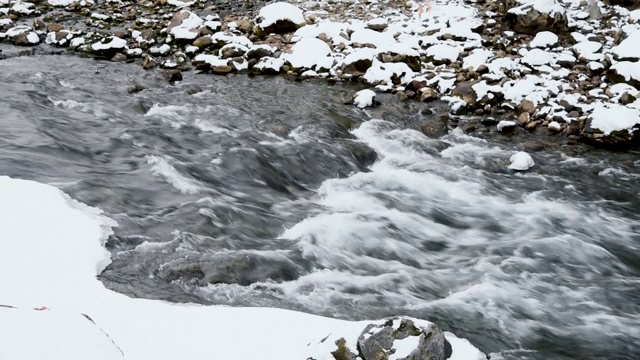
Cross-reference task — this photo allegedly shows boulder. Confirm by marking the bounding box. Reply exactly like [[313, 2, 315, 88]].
[[505, 0, 568, 35], [421, 117, 448, 138]]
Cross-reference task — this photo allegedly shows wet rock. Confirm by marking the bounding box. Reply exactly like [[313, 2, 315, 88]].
[[161, 69, 183, 83], [192, 36, 212, 49], [211, 65, 234, 75], [127, 84, 145, 94], [517, 112, 530, 126], [421, 117, 448, 138], [142, 55, 157, 70], [111, 53, 127, 62]]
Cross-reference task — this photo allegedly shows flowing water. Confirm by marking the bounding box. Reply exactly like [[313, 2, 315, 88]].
[[1, 55, 640, 360]]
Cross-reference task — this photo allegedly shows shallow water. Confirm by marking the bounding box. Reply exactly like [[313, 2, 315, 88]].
[[1, 55, 639, 360]]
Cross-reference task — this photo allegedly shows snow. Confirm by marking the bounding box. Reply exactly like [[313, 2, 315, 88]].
[[48, 0, 76, 5], [0, 307, 123, 360], [530, 31, 558, 48], [521, 48, 554, 66], [508, 151, 535, 171], [254, 56, 285, 72], [167, 0, 193, 7], [169, 11, 203, 41], [26, 31, 39, 44], [0, 176, 485, 360], [612, 31, 640, 60], [463, 49, 493, 70], [508, 0, 565, 16], [283, 37, 334, 70], [363, 59, 415, 85], [573, 41, 602, 58], [426, 44, 462, 63], [257, 2, 305, 29], [353, 89, 376, 108], [589, 104, 640, 135], [610, 62, 640, 82]]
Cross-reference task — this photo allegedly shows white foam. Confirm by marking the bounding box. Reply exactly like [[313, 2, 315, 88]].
[[146, 155, 202, 194]]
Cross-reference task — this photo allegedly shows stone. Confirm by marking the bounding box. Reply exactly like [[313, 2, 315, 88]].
[[518, 99, 536, 115], [192, 36, 212, 49], [143, 55, 157, 70], [111, 53, 127, 62], [211, 65, 234, 75], [377, 51, 421, 72], [620, 92, 637, 105], [419, 88, 438, 102], [518, 112, 530, 126], [451, 81, 477, 108], [421, 117, 448, 138]]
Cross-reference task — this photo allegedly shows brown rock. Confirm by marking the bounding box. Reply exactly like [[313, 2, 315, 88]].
[[47, 23, 64, 32], [212, 65, 234, 75], [420, 88, 438, 102], [451, 81, 477, 107], [111, 53, 127, 62], [143, 55, 157, 70], [518, 100, 536, 115], [525, 121, 538, 131], [517, 112, 530, 126], [193, 36, 212, 48]]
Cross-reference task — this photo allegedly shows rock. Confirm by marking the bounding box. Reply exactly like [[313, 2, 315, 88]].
[[254, 2, 305, 37], [548, 121, 562, 133], [13, 32, 39, 46], [246, 44, 274, 60], [192, 36, 212, 49], [358, 318, 452, 360], [518, 99, 536, 115], [143, 55, 157, 70], [522, 141, 546, 152], [377, 49, 421, 72], [525, 121, 538, 131], [161, 70, 183, 83], [111, 53, 127, 62], [517, 112, 530, 126], [419, 87, 438, 102], [451, 81, 477, 108], [620, 92, 636, 105], [91, 36, 127, 58], [421, 117, 448, 138], [211, 65, 234, 75], [219, 44, 247, 59], [497, 120, 517, 132], [127, 84, 145, 94], [505, 0, 569, 35], [168, 10, 203, 43]]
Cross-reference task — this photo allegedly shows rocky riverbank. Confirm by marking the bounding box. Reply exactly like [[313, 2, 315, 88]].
[[1, 0, 639, 149]]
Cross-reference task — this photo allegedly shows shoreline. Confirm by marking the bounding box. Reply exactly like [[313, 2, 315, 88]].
[[1, 0, 640, 149]]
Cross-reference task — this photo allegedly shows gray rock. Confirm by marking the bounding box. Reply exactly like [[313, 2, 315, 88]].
[[357, 318, 452, 360], [505, 1, 569, 35]]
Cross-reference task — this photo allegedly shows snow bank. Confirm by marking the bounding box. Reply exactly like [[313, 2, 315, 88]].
[[0, 176, 486, 360]]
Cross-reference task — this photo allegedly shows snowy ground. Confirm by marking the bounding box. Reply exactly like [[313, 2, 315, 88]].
[[0, 176, 485, 359]]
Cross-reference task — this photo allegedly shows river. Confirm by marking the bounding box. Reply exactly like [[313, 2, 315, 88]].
[[1, 54, 639, 360]]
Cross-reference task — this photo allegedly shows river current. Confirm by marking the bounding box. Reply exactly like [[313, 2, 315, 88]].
[[1, 55, 639, 360]]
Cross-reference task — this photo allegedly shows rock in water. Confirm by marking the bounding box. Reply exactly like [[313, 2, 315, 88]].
[[508, 151, 535, 171]]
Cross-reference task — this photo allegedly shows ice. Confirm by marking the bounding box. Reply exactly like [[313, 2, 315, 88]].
[[0, 176, 485, 360], [353, 89, 376, 108], [508, 151, 535, 171]]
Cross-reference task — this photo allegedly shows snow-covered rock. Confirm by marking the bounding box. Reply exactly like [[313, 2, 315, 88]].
[[612, 31, 640, 61], [530, 31, 558, 48], [283, 37, 334, 71], [353, 89, 376, 108], [167, 10, 203, 42], [589, 104, 640, 135], [508, 151, 535, 171], [255, 2, 305, 36]]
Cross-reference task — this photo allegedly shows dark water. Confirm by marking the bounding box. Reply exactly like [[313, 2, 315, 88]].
[[1, 55, 639, 360]]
